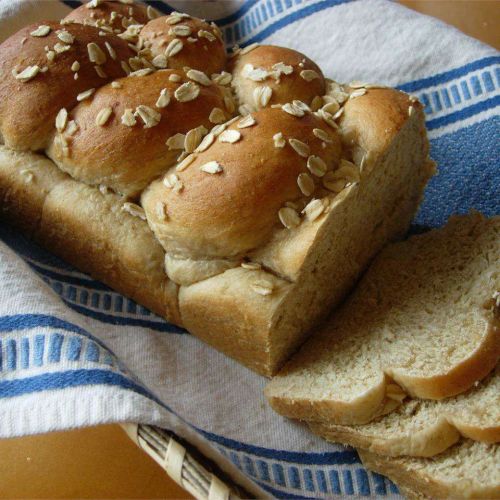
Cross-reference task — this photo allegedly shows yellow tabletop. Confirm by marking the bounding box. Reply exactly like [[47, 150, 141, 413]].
[[0, 2, 497, 499]]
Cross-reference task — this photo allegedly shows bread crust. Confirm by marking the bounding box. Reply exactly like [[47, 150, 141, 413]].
[[63, 0, 151, 30], [359, 443, 500, 499], [230, 45, 325, 111], [47, 69, 229, 197], [141, 107, 341, 258], [308, 366, 500, 457], [0, 22, 133, 151], [0, 146, 181, 325], [140, 16, 226, 76]]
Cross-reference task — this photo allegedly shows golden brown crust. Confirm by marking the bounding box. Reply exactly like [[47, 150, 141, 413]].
[[63, 1, 151, 31], [142, 107, 342, 258], [0, 22, 133, 151], [230, 45, 325, 112], [47, 69, 229, 196], [140, 16, 226, 76], [340, 88, 424, 164]]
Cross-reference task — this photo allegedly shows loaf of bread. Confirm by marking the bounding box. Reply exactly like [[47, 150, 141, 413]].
[[266, 213, 499, 419], [359, 441, 500, 499], [309, 365, 499, 457], [0, 1, 434, 375]]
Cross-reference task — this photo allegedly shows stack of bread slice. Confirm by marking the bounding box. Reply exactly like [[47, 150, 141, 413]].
[[265, 212, 500, 498]]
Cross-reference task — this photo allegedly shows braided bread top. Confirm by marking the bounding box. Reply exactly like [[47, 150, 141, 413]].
[[0, 0, 421, 287]]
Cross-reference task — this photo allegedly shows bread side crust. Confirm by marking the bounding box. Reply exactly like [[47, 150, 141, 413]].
[[309, 417, 461, 458], [0, 146, 181, 325], [358, 445, 500, 499]]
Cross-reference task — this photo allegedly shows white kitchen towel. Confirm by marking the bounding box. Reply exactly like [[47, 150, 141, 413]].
[[0, 1, 498, 498]]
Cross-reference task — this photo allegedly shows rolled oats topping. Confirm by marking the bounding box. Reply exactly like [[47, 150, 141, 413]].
[[147, 5, 158, 20], [87, 42, 106, 65], [237, 115, 256, 128], [195, 132, 215, 152], [187, 69, 211, 86], [174, 81, 200, 102], [135, 105, 161, 128], [71, 60, 80, 72], [176, 153, 196, 171], [318, 109, 339, 129], [241, 262, 262, 270], [307, 155, 327, 177], [300, 69, 320, 82], [166, 175, 184, 193], [30, 25, 51, 37], [310, 95, 323, 111], [273, 132, 286, 148], [313, 128, 333, 143], [278, 206, 301, 229], [95, 106, 113, 126], [65, 120, 78, 136], [166, 133, 186, 150], [14, 65, 40, 82], [349, 80, 368, 88], [155, 201, 167, 221], [121, 108, 136, 126], [185, 127, 204, 152], [349, 88, 367, 99], [297, 172, 315, 196], [253, 86, 273, 108], [209, 107, 226, 124], [211, 71, 232, 85], [322, 100, 340, 114], [240, 42, 259, 55], [165, 38, 183, 57], [288, 138, 310, 158], [76, 88, 95, 101], [57, 30, 74, 44], [155, 88, 171, 108], [152, 54, 168, 68], [198, 29, 216, 42], [55, 108, 68, 132], [242, 63, 269, 82], [282, 102, 305, 117], [200, 160, 223, 174], [219, 129, 241, 143], [169, 24, 192, 37], [302, 198, 325, 221], [169, 73, 181, 82]]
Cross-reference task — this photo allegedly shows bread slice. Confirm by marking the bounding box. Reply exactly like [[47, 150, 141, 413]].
[[359, 441, 500, 499], [309, 365, 499, 457], [266, 213, 500, 423]]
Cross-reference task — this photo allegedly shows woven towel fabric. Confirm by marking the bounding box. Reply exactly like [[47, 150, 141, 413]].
[[0, 1, 498, 498]]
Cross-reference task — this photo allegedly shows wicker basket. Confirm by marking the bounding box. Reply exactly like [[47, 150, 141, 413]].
[[122, 423, 248, 499]]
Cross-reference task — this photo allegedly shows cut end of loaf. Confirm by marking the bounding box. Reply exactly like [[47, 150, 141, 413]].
[[266, 213, 500, 422]]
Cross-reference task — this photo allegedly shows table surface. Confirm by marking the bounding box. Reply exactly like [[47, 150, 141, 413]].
[[1, 2, 498, 499]]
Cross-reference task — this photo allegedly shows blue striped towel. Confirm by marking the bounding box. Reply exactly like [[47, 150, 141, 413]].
[[0, 1, 498, 497]]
